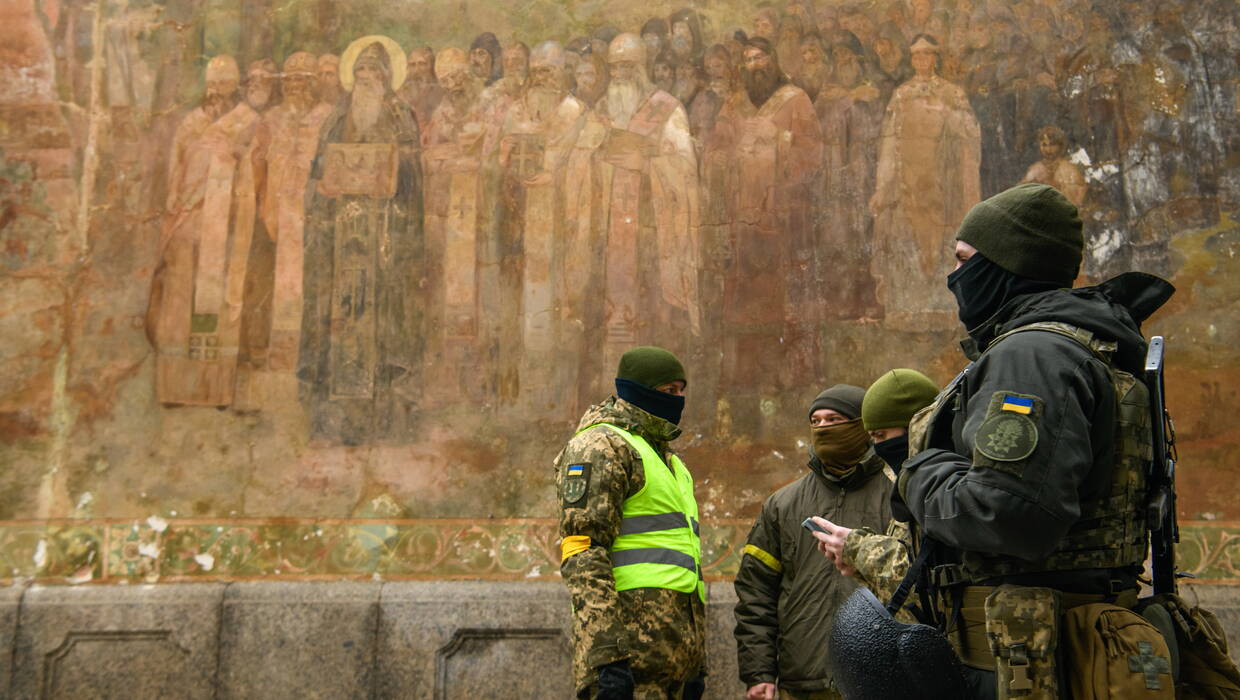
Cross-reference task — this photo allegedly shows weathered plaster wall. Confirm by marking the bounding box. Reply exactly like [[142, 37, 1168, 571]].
[[1, 0, 1239, 585]]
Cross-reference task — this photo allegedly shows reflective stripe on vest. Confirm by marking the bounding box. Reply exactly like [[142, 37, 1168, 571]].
[[579, 423, 705, 603]]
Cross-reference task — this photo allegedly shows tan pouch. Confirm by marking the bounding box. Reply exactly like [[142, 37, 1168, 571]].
[[1152, 594, 1240, 699], [1062, 602, 1174, 698], [985, 585, 1060, 699]]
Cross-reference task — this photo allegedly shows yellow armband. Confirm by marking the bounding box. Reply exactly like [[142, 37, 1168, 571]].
[[560, 535, 592, 561]]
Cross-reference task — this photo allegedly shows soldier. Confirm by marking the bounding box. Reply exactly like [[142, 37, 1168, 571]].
[[734, 385, 892, 700], [556, 346, 707, 700], [811, 369, 939, 602], [845, 183, 1175, 697]]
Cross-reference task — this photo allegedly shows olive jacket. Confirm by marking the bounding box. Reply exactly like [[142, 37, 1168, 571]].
[[733, 451, 893, 692]]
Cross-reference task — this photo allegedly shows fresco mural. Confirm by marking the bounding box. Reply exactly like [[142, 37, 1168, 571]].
[[2, 0, 1240, 582]]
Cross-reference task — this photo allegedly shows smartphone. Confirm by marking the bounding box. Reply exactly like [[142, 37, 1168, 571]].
[[801, 517, 830, 535]]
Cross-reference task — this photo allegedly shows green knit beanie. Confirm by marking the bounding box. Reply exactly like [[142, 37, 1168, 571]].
[[617, 346, 687, 389], [862, 369, 940, 431], [955, 183, 1084, 286]]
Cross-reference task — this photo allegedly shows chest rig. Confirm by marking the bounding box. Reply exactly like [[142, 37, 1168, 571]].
[[908, 321, 1152, 585]]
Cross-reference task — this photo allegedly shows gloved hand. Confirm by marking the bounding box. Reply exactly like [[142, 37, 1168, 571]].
[[596, 660, 635, 700], [682, 672, 706, 700]]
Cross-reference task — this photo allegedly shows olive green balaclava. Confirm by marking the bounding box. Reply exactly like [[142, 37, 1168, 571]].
[[955, 183, 1084, 286], [862, 369, 939, 431]]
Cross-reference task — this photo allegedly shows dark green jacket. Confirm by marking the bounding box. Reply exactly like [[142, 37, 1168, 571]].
[[898, 273, 1173, 575], [733, 452, 893, 691]]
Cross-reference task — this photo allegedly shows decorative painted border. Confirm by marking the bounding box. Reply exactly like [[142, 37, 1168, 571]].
[[0, 519, 1234, 585]]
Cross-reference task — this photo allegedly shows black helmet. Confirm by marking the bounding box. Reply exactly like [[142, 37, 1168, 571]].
[[830, 587, 969, 699]]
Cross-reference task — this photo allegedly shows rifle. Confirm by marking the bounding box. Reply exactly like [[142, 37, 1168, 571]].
[[1144, 336, 1183, 594]]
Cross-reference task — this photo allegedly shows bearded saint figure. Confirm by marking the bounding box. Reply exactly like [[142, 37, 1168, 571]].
[[146, 55, 263, 407], [244, 52, 333, 392], [721, 37, 822, 404], [420, 47, 491, 406], [299, 37, 425, 444], [590, 33, 699, 394], [497, 41, 588, 416]]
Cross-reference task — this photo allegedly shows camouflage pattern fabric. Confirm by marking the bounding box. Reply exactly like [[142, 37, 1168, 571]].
[[842, 520, 911, 606], [556, 396, 707, 696], [984, 585, 1060, 699]]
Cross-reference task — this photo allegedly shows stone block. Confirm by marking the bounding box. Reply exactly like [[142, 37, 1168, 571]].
[[10, 583, 223, 699], [376, 581, 573, 699], [705, 582, 745, 699], [0, 584, 25, 695], [217, 581, 380, 699]]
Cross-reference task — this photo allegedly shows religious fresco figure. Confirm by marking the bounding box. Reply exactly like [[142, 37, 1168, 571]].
[[317, 53, 343, 109], [1021, 125, 1086, 207], [721, 37, 822, 404], [870, 34, 979, 330], [594, 32, 699, 383], [816, 33, 884, 319], [469, 32, 503, 86], [299, 36, 424, 444], [247, 52, 333, 379], [421, 48, 489, 405], [497, 41, 587, 414], [398, 47, 445, 132], [572, 48, 608, 109], [793, 33, 830, 102], [146, 55, 263, 407]]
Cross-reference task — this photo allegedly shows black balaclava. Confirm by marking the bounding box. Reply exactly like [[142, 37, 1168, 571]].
[[615, 378, 685, 425], [873, 434, 910, 473], [947, 253, 1059, 334]]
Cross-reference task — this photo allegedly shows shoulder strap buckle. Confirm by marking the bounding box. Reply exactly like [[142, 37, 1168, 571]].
[[931, 563, 967, 588]]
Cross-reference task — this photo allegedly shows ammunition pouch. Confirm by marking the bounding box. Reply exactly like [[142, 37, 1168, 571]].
[[984, 585, 1061, 699], [829, 587, 968, 699]]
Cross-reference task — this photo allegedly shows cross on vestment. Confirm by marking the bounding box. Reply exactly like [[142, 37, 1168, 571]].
[[1128, 640, 1172, 690], [508, 134, 545, 180]]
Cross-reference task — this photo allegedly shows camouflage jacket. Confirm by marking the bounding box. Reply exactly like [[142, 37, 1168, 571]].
[[733, 452, 892, 691], [555, 396, 707, 693], [842, 520, 913, 616]]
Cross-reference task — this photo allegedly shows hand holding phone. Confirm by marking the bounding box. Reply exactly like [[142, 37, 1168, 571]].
[[801, 516, 831, 535]]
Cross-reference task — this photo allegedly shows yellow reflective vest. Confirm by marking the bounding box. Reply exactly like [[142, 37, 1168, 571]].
[[582, 423, 705, 603]]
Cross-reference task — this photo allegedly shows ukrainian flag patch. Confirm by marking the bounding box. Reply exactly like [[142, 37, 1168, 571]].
[[567, 464, 585, 476], [1000, 395, 1035, 414]]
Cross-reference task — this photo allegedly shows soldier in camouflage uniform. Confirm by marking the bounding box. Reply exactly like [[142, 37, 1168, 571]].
[[556, 347, 707, 700], [811, 370, 937, 608], [895, 184, 1171, 698]]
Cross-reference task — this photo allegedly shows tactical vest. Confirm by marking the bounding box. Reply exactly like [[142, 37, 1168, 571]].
[[908, 322, 1151, 583], [582, 423, 706, 603]]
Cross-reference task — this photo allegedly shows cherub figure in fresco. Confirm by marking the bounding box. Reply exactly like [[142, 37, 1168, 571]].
[[870, 34, 980, 330], [497, 41, 588, 415], [146, 55, 263, 407], [299, 36, 424, 445], [1021, 125, 1087, 207]]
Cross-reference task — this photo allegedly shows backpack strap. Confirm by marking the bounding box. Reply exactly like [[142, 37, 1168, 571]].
[[988, 321, 1118, 364]]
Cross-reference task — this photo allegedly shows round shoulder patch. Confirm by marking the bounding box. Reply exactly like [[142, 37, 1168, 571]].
[[975, 412, 1038, 462]]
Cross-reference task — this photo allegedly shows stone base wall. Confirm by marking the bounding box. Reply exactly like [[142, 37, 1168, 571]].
[[2, 582, 1238, 698]]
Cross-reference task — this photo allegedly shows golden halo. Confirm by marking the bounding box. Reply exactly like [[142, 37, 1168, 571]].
[[339, 35, 407, 91]]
